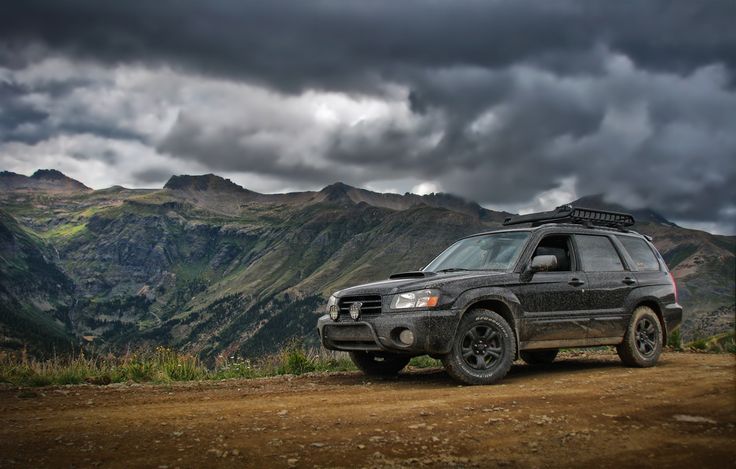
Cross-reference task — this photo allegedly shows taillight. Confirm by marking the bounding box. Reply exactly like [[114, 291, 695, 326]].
[[669, 272, 678, 304]]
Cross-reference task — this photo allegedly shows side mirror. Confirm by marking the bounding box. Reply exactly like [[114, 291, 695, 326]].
[[521, 255, 558, 282], [529, 255, 558, 273]]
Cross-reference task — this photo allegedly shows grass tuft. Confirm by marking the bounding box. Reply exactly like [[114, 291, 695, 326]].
[[0, 344, 356, 387], [409, 356, 442, 368]]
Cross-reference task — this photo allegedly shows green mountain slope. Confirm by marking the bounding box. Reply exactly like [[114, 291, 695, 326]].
[[0, 172, 732, 357], [0, 209, 75, 352]]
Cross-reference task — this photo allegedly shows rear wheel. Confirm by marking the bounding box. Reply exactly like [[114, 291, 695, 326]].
[[617, 306, 663, 367], [349, 351, 410, 376], [442, 309, 515, 385], [520, 349, 558, 365]]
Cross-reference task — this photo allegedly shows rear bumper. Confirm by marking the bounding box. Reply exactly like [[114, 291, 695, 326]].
[[317, 309, 460, 355], [663, 302, 683, 337]]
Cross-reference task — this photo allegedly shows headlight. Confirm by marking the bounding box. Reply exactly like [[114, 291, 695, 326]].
[[390, 289, 440, 309]]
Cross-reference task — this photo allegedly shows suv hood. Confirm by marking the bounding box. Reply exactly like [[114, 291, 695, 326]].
[[334, 270, 511, 297]]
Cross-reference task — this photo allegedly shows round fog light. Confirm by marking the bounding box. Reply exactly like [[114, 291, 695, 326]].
[[329, 305, 339, 321], [399, 329, 415, 345], [349, 302, 362, 320]]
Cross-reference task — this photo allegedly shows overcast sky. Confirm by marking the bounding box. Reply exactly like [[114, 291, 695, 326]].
[[0, 1, 734, 234]]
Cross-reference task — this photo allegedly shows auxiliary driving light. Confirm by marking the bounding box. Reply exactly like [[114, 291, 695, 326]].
[[349, 301, 362, 320], [399, 329, 415, 345], [329, 304, 339, 321]]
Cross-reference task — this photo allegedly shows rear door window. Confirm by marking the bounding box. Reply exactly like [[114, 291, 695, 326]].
[[575, 235, 625, 272], [617, 236, 660, 271]]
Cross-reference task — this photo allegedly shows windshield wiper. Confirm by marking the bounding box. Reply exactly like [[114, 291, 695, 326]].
[[436, 268, 476, 273]]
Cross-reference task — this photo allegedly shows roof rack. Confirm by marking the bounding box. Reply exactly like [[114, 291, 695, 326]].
[[503, 204, 635, 229]]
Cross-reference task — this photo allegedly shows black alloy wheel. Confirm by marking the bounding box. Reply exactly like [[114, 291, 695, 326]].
[[617, 305, 663, 367], [442, 309, 515, 385]]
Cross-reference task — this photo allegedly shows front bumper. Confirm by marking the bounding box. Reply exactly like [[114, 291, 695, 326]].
[[317, 309, 460, 355]]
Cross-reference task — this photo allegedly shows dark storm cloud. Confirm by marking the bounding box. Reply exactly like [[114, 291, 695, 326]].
[[1, 1, 734, 92], [0, 82, 50, 142], [0, 0, 734, 232]]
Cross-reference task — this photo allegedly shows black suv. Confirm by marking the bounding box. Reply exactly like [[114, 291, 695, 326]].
[[317, 206, 682, 385]]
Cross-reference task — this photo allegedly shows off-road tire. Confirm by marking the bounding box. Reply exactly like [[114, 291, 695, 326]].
[[617, 306, 663, 367], [442, 309, 515, 385], [520, 349, 559, 365], [349, 351, 411, 376]]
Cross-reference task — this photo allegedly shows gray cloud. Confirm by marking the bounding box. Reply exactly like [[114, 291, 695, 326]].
[[0, 1, 734, 233], [157, 113, 344, 184], [1, 1, 734, 91], [0, 82, 50, 143]]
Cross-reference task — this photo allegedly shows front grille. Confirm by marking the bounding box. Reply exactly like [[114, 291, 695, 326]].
[[338, 295, 382, 319]]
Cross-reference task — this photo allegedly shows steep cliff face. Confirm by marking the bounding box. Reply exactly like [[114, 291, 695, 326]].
[[0, 171, 733, 356]]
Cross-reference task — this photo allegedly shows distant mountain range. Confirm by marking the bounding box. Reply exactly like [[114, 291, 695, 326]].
[[0, 170, 733, 357]]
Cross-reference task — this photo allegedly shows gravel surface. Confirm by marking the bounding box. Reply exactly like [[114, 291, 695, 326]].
[[1, 352, 734, 468]]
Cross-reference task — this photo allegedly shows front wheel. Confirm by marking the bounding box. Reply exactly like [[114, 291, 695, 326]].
[[349, 351, 410, 376], [441, 309, 515, 385], [617, 306, 663, 367]]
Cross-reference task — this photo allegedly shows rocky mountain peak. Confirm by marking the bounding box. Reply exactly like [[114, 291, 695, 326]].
[[0, 169, 91, 192], [31, 169, 70, 180], [164, 174, 252, 193], [319, 182, 356, 202]]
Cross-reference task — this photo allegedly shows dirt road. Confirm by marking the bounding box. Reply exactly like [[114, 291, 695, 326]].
[[1, 352, 734, 468]]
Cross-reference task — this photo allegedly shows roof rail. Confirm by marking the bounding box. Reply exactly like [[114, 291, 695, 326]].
[[503, 205, 635, 229]]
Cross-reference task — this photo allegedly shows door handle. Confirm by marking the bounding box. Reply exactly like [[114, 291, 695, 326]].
[[622, 277, 637, 285], [568, 278, 585, 287]]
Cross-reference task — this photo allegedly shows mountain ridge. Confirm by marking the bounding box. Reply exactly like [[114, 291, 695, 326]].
[[0, 169, 679, 224], [0, 169, 732, 356]]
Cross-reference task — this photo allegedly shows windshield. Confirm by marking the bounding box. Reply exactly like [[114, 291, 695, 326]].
[[424, 231, 530, 272]]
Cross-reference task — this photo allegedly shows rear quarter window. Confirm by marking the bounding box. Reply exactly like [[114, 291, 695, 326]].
[[575, 235, 625, 272], [617, 236, 661, 271]]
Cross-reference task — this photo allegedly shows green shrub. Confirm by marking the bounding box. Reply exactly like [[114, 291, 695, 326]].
[[155, 347, 206, 382], [118, 357, 156, 382], [689, 338, 708, 351], [690, 332, 736, 353], [278, 341, 316, 375]]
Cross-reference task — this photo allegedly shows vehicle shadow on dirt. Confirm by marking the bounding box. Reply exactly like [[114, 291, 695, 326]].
[[324, 356, 627, 387]]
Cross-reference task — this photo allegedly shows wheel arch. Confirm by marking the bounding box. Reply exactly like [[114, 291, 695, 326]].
[[457, 295, 522, 359], [635, 299, 668, 346]]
